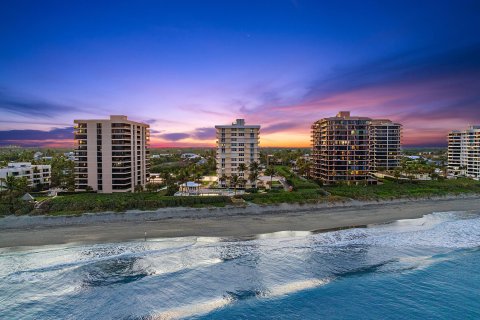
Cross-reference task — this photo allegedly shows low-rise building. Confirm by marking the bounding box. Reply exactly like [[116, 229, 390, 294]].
[[0, 162, 51, 190]]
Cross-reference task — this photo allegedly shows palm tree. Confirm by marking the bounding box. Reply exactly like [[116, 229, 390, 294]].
[[0, 177, 5, 193], [238, 163, 247, 188], [248, 171, 258, 189], [238, 177, 247, 192], [160, 172, 171, 185], [264, 166, 276, 189], [238, 163, 247, 175], [230, 174, 239, 195], [16, 177, 29, 194], [249, 161, 259, 173], [3, 175, 18, 194], [219, 174, 227, 188], [249, 161, 260, 189]]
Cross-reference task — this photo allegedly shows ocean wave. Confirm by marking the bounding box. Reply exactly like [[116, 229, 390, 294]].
[[153, 296, 233, 320], [151, 278, 330, 320]]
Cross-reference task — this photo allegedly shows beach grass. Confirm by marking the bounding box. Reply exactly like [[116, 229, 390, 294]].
[[42, 193, 232, 215], [325, 178, 480, 200], [4, 176, 480, 216]]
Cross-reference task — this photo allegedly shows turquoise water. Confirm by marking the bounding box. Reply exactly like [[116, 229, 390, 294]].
[[1, 211, 479, 319]]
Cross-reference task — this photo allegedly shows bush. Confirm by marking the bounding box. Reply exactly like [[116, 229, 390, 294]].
[[44, 193, 232, 215]]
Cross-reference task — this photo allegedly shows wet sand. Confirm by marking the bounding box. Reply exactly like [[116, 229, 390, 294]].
[[1, 196, 479, 248]]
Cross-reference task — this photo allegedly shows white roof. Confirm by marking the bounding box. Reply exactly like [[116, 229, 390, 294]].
[[181, 181, 200, 187]]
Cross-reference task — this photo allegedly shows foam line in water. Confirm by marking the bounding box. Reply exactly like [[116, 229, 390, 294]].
[[153, 296, 233, 319], [263, 278, 331, 298]]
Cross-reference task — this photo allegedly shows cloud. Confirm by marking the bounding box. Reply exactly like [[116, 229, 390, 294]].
[[304, 43, 480, 100], [0, 89, 89, 118], [158, 132, 190, 141], [191, 127, 216, 140], [0, 127, 74, 147], [230, 43, 480, 146], [157, 127, 217, 142], [0, 127, 73, 141], [262, 122, 299, 134]]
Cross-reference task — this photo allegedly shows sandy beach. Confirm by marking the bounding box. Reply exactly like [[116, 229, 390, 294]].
[[1, 196, 479, 248]]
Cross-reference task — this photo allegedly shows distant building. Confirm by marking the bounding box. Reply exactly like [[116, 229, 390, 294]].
[[406, 155, 422, 160], [181, 153, 201, 159], [311, 111, 402, 185], [448, 125, 480, 179], [74, 115, 150, 193], [0, 162, 51, 190], [64, 152, 75, 161], [215, 119, 260, 188]]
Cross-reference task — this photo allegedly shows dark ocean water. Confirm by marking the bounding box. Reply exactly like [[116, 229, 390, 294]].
[[1, 211, 479, 319]]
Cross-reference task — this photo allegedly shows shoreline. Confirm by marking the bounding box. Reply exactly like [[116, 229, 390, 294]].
[[1, 195, 479, 248]]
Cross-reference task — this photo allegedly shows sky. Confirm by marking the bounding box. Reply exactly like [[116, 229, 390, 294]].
[[0, 0, 479, 148]]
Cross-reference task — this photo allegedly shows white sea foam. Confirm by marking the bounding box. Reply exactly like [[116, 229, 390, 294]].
[[393, 255, 452, 272], [151, 278, 330, 319], [313, 211, 480, 249], [263, 278, 331, 298], [256, 230, 313, 240], [153, 296, 233, 319]]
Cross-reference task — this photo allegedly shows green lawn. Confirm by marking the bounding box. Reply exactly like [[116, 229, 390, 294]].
[[241, 167, 329, 205], [274, 166, 320, 190]]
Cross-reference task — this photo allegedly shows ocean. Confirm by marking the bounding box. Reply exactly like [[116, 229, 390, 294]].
[[1, 211, 479, 319]]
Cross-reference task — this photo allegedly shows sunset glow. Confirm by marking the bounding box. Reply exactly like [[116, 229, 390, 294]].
[[1, 1, 479, 148]]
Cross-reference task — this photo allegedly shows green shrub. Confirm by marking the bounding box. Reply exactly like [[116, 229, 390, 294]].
[[44, 193, 232, 215]]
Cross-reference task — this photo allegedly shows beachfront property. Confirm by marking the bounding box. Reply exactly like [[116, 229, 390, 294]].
[[448, 125, 480, 179], [215, 119, 260, 188], [0, 162, 51, 190], [74, 115, 150, 193], [311, 111, 402, 185], [369, 119, 402, 171]]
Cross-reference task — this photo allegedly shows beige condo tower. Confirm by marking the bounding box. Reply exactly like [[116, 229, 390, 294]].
[[448, 125, 480, 179], [215, 119, 260, 188], [74, 115, 150, 193]]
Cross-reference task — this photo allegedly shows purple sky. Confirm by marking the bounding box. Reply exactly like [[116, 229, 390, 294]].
[[1, 0, 479, 148]]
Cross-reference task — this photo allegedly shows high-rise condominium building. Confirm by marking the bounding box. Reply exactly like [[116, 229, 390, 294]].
[[311, 111, 402, 185], [369, 119, 402, 171], [74, 115, 150, 193], [215, 119, 260, 188], [448, 125, 480, 179]]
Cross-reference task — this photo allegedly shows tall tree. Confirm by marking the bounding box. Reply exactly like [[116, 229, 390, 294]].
[[249, 161, 260, 189], [230, 174, 239, 195], [264, 166, 276, 189]]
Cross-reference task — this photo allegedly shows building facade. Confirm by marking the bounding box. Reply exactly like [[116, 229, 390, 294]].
[[74, 115, 150, 193], [215, 119, 260, 188], [311, 111, 402, 185], [369, 119, 402, 171], [448, 126, 480, 179], [0, 162, 51, 190]]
